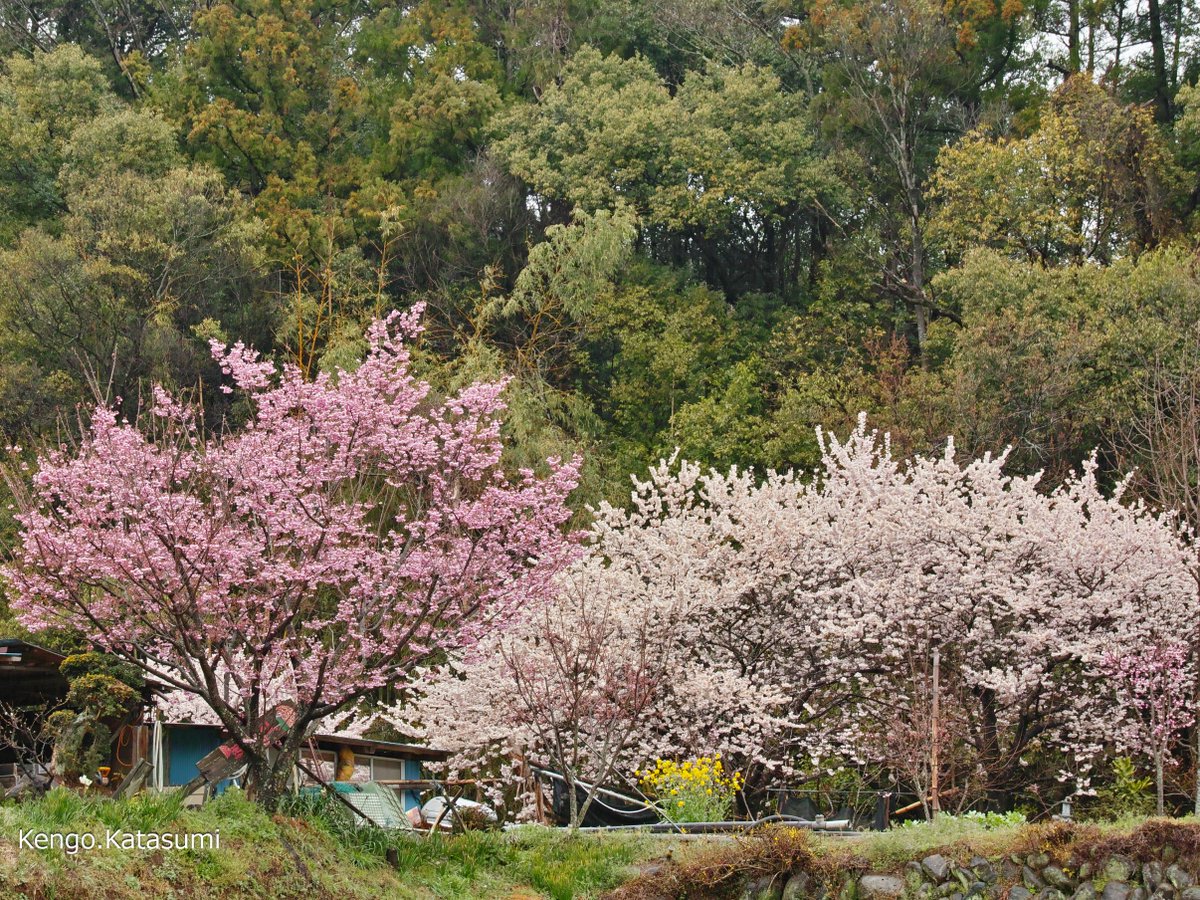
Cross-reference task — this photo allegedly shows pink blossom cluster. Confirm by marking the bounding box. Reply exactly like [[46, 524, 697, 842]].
[[4, 308, 580, 760], [1101, 644, 1194, 758]]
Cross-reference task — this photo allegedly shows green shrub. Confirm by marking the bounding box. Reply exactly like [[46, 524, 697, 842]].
[[38, 654, 144, 780], [39, 710, 112, 779], [65, 673, 138, 719], [1087, 757, 1155, 821], [60, 652, 144, 691]]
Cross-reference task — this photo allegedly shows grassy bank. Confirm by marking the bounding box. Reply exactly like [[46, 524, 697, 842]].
[[845, 811, 1187, 869], [4, 790, 1188, 900], [0, 788, 651, 899]]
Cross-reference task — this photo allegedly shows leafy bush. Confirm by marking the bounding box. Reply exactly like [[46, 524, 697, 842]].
[[39, 710, 112, 779], [37, 654, 143, 779], [1087, 756, 1156, 821], [60, 653, 144, 691], [65, 673, 138, 719]]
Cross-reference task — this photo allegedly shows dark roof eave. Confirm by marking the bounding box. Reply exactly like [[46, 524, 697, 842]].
[[310, 734, 450, 761], [0, 637, 68, 670]]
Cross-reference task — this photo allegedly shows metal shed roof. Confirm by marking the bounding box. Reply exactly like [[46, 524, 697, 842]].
[[0, 638, 69, 706]]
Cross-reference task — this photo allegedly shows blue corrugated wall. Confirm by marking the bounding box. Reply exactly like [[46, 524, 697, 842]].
[[165, 726, 232, 794]]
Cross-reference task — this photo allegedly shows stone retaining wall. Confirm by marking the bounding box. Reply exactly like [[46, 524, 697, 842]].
[[740, 842, 1200, 900]]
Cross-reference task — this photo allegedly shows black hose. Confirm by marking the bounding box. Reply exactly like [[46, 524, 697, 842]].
[[567, 814, 854, 834]]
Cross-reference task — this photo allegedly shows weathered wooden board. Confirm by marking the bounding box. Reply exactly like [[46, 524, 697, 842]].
[[179, 701, 299, 797]]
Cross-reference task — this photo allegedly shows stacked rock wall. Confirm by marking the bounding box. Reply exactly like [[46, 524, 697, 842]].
[[612, 821, 1200, 900], [739, 843, 1200, 900]]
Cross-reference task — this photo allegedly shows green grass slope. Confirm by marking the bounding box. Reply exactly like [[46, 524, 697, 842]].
[[0, 788, 650, 899]]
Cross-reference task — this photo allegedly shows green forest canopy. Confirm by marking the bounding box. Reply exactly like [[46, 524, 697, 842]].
[[0, 0, 1197, 512]]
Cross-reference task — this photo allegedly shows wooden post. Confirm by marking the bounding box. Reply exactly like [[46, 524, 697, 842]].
[[931, 645, 941, 818], [529, 759, 546, 824], [113, 758, 151, 799]]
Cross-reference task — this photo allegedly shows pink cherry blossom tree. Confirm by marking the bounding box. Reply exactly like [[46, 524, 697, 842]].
[[1101, 643, 1195, 815], [3, 307, 580, 809]]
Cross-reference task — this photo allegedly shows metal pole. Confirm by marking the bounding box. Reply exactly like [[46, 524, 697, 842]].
[[931, 645, 940, 818], [1194, 680, 1200, 816], [294, 757, 393, 832]]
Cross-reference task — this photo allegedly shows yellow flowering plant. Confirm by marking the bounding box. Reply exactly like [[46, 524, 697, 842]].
[[637, 755, 745, 823]]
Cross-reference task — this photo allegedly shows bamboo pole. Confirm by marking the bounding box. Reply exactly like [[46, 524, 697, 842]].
[[931, 645, 941, 818]]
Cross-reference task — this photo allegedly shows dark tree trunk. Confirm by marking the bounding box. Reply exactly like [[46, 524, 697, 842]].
[[807, 208, 830, 291], [1067, 0, 1082, 74], [246, 754, 293, 812], [700, 234, 735, 301], [764, 220, 778, 294], [986, 787, 1015, 812], [1146, 0, 1172, 121]]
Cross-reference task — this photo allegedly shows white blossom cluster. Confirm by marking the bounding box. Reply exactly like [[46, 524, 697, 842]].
[[408, 415, 1196, 813]]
